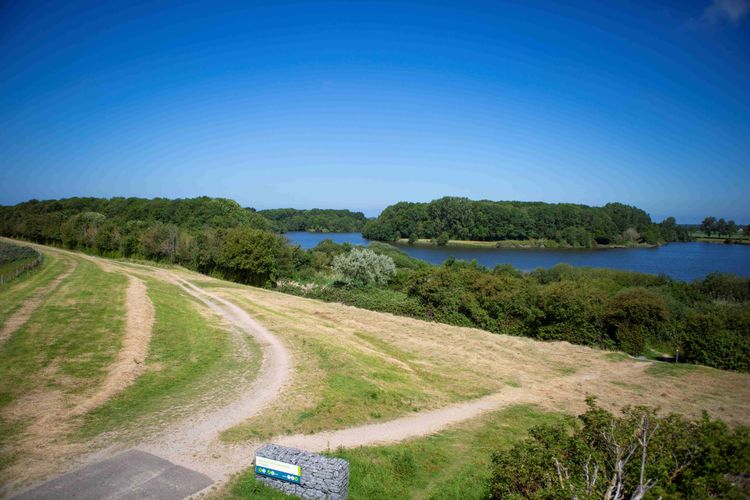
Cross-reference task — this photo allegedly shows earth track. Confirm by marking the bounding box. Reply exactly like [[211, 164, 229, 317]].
[[72, 275, 155, 416], [4, 242, 748, 499]]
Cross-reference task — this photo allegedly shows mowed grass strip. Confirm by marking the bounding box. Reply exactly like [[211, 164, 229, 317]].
[[0, 252, 67, 327], [226, 404, 566, 500], [76, 277, 262, 439], [0, 259, 126, 471], [0, 259, 127, 403]]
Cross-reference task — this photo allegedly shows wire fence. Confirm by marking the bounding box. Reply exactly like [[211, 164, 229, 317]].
[[0, 252, 43, 286]]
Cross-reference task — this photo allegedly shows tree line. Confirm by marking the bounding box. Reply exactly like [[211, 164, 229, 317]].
[[699, 216, 749, 238], [362, 197, 691, 247], [0, 197, 290, 285], [256, 208, 367, 233]]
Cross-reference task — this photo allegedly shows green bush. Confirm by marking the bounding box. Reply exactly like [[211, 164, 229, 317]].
[[218, 227, 292, 286], [680, 306, 750, 371], [332, 248, 396, 287], [605, 287, 670, 355], [489, 399, 750, 499]]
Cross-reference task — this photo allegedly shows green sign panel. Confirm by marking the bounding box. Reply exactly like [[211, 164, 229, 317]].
[[255, 455, 302, 484]]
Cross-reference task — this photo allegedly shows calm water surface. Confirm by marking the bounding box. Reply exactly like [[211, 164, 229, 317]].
[[284, 232, 750, 281]]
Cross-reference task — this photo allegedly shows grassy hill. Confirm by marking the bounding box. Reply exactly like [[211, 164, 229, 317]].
[[1, 240, 749, 497]]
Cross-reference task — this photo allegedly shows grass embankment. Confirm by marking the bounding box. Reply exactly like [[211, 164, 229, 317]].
[[206, 279, 750, 446], [77, 276, 262, 439], [0, 259, 126, 397], [220, 290, 507, 441], [0, 259, 127, 471], [227, 404, 567, 499], [0, 253, 67, 326]]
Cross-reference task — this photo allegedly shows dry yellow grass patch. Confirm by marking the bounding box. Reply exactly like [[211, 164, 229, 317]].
[[197, 280, 750, 441]]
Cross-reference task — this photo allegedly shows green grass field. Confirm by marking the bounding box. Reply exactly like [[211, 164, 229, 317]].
[[0, 259, 127, 401], [76, 276, 262, 440], [219, 292, 501, 442], [226, 404, 567, 499], [690, 231, 750, 244], [0, 253, 67, 326], [0, 259, 127, 471]]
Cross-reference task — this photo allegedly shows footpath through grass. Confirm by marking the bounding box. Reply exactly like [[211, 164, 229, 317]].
[[0, 259, 126, 471], [0, 259, 127, 402], [220, 292, 499, 442], [76, 276, 262, 440], [227, 404, 567, 499]]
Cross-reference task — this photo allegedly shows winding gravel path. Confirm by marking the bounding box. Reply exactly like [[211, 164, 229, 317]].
[[5, 245, 624, 499], [134, 275, 293, 480]]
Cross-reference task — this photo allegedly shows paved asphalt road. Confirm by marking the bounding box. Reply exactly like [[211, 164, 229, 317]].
[[13, 450, 213, 499]]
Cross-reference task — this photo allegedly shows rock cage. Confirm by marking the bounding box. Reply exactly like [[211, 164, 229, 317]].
[[255, 443, 349, 499]]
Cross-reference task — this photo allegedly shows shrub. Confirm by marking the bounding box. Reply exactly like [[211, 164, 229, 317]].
[[605, 287, 670, 355], [489, 398, 750, 499], [533, 281, 605, 346], [679, 306, 750, 371], [697, 272, 750, 302], [332, 248, 396, 287], [218, 227, 292, 286]]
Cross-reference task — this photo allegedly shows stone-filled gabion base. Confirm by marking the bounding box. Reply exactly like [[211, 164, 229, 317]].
[[255, 443, 349, 499]]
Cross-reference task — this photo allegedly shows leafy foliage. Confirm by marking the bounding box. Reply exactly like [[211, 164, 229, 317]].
[[489, 398, 750, 499], [257, 208, 368, 233], [332, 248, 396, 287], [218, 228, 293, 286], [0, 242, 37, 266], [362, 197, 690, 246]]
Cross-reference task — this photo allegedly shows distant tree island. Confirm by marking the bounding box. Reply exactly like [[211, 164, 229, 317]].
[[362, 197, 692, 248], [256, 208, 367, 233]]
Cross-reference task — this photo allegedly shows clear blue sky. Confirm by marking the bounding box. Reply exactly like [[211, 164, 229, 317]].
[[1, 0, 749, 222]]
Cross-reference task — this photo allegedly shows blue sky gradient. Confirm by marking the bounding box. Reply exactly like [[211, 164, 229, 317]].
[[1, 0, 749, 221]]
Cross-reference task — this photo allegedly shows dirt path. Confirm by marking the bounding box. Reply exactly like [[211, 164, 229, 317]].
[[72, 275, 155, 416], [127, 276, 292, 479], [276, 388, 539, 452], [0, 258, 77, 349], [6, 244, 744, 499]]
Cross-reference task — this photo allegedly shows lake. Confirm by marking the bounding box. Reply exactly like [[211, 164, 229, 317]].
[[283, 232, 750, 281]]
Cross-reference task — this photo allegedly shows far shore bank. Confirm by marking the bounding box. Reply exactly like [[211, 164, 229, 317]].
[[692, 237, 750, 246], [392, 238, 660, 250]]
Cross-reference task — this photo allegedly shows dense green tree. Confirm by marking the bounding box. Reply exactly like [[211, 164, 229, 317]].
[[141, 223, 179, 261], [363, 197, 681, 246], [716, 218, 728, 237], [700, 216, 717, 236], [727, 220, 738, 237], [218, 227, 292, 286], [258, 208, 367, 233]]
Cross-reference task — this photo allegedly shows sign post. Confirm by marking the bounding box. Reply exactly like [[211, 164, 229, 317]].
[[255, 455, 302, 484]]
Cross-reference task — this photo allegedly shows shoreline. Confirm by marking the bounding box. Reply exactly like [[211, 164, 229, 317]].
[[692, 237, 750, 246], [392, 238, 659, 250]]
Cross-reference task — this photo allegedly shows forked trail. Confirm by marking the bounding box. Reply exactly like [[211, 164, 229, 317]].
[[6, 244, 748, 499]]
